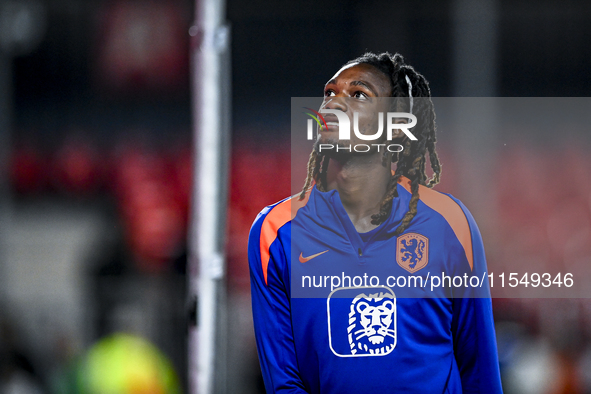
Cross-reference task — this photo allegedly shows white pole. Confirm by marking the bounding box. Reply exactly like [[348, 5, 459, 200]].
[[0, 42, 12, 308], [188, 0, 230, 392]]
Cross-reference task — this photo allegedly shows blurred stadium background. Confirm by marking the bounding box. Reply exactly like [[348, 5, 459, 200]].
[[1, 0, 591, 393]]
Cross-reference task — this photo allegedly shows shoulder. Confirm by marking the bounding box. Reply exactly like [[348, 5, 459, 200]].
[[248, 190, 311, 285], [250, 190, 311, 243], [398, 177, 477, 271]]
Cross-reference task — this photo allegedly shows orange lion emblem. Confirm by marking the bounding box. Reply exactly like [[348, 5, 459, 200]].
[[396, 233, 429, 273]]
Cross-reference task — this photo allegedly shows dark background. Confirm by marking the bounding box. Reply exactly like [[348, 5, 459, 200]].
[[1, 0, 591, 393]]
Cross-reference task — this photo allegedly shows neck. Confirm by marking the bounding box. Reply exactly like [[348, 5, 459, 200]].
[[325, 151, 392, 232]]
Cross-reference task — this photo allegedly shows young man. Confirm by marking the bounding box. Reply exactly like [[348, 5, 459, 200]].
[[248, 52, 502, 393]]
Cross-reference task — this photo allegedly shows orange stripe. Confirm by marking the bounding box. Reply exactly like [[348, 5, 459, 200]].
[[259, 190, 311, 285], [398, 177, 474, 271]]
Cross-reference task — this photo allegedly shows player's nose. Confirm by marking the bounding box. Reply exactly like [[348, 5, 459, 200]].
[[322, 96, 348, 112]]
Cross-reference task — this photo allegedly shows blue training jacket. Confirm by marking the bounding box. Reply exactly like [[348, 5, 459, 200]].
[[248, 177, 503, 393]]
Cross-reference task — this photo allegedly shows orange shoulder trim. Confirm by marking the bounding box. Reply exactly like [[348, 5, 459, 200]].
[[398, 177, 473, 271], [259, 190, 311, 285]]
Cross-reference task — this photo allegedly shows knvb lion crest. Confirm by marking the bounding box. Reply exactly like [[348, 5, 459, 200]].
[[347, 292, 396, 356], [396, 233, 429, 273], [327, 286, 397, 358]]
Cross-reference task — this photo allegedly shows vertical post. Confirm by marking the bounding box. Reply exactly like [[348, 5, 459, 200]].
[[0, 48, 11, 306], [0, 0, 46, 316], [188, 0, 231, 393]]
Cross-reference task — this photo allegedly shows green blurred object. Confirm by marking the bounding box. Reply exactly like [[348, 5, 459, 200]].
[[79, 333, 181, 394]]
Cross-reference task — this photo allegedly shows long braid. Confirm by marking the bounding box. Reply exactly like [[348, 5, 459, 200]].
[[371, 172, 403, 224], [396, 171, 421, 235], [319, 153, 330, 191], [367, 56, 441, 234], [299, 148, 329, 199], [425, 105, 441, 187], [299, 150, 319, 200], [300, 52, 442, 235]]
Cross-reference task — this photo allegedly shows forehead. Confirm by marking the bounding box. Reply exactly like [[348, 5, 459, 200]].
[[326, 62, 392, 96]]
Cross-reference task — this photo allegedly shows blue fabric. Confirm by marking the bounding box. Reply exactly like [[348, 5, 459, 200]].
[[249, 185, 503, 393]]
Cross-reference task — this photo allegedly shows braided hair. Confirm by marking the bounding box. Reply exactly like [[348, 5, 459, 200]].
[[299, 52, 441, 235]]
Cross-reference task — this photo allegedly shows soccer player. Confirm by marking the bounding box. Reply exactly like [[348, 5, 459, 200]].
[[248, 52, 502, 393]]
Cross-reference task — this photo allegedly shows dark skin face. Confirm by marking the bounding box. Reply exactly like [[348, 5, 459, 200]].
[[314, 63, 400, 232], [323, 62, 392, 101], [317, 63, 393, 148]]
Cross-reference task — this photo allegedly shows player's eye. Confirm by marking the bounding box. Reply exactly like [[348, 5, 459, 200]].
[[324, 90, 335, 97], [353, 91, 368, 100]]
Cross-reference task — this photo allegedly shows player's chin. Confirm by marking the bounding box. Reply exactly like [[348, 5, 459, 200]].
[[314, 140, 381, 158], [315, 135, 344, 148]]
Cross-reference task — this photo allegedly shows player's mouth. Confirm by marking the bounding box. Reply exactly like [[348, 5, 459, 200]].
[[321, 114, 339, 130]]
